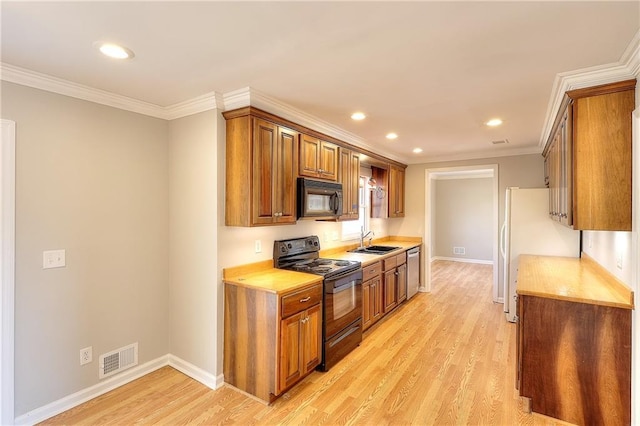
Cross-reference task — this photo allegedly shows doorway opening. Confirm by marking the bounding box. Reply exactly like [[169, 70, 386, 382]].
[[424, 165, 499, 301]]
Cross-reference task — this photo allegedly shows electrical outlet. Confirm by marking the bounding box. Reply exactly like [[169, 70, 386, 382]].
[[331, 231, 338, 241], [80, 346, 92, 365], [43, 249, 66, 269], [616, 253, 623, 270], [254, 240, 262, 253]]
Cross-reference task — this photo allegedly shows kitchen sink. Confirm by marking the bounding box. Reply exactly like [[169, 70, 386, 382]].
[[348, 245, 400, 255]]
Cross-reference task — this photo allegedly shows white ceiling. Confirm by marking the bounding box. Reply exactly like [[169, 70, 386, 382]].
[[1, 1, 639, 164]]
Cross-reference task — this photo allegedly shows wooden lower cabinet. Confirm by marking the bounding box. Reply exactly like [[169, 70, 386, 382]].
[[517, 294, 631, 425], [396, 262, 407, 303], [362, 261, 383, 331], [383, 252, 408, 313], [224, 281, 322, 403], [279, 304, 322, 392]]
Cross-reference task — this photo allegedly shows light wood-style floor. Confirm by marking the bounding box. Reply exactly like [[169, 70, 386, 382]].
[[41, 261, 573, 425]]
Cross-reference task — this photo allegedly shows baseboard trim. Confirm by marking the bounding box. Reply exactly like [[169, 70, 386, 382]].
[[168, 354, 223, 390], [14, 354, 224, 425], [431, 256, 493, 265], [14, 355, 169, 425]]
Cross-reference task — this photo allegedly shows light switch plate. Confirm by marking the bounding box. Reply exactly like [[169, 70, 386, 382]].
[[43, 249, 66, 269]]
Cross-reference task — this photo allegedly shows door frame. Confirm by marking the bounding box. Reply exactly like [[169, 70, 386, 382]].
[[1, 119, 16, 425], [424, 164, 499, 301]]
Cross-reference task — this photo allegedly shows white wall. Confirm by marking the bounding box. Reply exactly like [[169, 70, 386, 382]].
[[1, 82, 170, 416], [168, 110, 219, 382], [390, 154, 544, 299], [434, 178, 492, 261], [582, 231, 632, 285]]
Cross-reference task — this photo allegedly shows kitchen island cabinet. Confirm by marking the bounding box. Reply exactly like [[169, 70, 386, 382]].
[[516, 254, 634, 425], [223, 272, 323, 403]]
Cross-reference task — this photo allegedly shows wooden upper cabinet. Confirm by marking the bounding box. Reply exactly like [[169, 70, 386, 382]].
[[299, 134, 338, 181], [388, 165, 406, 218], [225, 113, 298, 226], [338, 147, 360, 220], [543, 79, 635, 231]]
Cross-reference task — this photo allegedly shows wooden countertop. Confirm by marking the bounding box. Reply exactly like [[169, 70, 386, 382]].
[[516, 254, 634, 309], [223, 237, 422, 293], [223, 268, 322, 294]]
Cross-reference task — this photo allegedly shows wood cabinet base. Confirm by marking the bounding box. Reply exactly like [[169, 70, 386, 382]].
[[518, 295, 631, 425]]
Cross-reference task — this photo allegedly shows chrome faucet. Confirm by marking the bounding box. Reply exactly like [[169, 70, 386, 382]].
[[360, 226, 373, 249]]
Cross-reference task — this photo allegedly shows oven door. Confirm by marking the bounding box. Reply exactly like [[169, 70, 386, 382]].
[[324, 269, 363, 339]]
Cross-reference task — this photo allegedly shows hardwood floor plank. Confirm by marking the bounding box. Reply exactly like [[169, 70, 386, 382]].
[[40, 260, 575, 425]]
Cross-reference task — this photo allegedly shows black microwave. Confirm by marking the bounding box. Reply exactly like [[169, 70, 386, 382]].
[[297, 178, 343, 220]]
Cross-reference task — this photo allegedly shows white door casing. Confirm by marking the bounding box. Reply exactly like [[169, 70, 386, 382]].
[[1, 119, 16, 425]]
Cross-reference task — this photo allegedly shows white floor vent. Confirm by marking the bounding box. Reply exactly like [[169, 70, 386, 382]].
[[99, 342, 138, 379]]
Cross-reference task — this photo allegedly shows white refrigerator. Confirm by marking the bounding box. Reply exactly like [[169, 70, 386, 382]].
[[501, 187, 580, 322]]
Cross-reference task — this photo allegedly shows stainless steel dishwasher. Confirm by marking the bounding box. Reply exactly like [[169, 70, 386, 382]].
[[407, 247, 420, 299]]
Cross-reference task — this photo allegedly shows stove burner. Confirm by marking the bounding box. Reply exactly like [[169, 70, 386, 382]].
[[312, 267, 332, 273], [316, 259, 332, 265], [334, 260, 351, 266]]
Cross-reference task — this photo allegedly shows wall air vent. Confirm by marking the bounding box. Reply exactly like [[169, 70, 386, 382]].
[[491, 139, 510, 145], [99, 342, 138, 379]]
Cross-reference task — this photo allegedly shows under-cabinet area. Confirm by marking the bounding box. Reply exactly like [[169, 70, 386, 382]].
[[223, 238, 422, 403], [516, 254, 634, 425], [222, 107, 407, 227]]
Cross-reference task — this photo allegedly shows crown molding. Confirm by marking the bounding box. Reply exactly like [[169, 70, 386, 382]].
[[539, 29, 640, 149], [0, 63, 222, 120], [413, 145, 541, 165], [222, 86, 408, 164]]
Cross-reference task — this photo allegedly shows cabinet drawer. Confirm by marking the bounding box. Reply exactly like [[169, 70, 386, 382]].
[[281, 285, 322, 318], [396, 252, 407, 265], [363, 261, 382, 281], [383, 256, 397, 271]]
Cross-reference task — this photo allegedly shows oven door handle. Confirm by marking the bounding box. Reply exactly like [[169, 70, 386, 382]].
[[329, 323, 361, 348], [329, 281, 356, 294]]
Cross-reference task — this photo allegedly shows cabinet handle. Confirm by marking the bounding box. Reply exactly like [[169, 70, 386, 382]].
[[299, 296, 311, 303], [301, 316, 309, 324]]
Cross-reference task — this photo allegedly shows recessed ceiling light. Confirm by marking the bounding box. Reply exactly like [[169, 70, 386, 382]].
[[413, 148, 423, 154], [486, 118, 503, 127], [97, 42, 135, 60], [351, 112, 366, 121], [386, 133, 398, 140]]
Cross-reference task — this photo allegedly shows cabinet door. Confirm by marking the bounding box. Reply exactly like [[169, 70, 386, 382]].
[[279, 311, 303, 391], [299, 134, 320, 178], [383, 269, 397, 313], [276, 126, 298, 224], [252, 119, 297, 225], [319, 141, 338, 181], [389, 165, 405, 217], [372, 277, 383, 323], [397, 263, 407, 303], [349, 152, 360, 218], [302, 304, 322, 374], [252, 118, 279, 225], [362, 279, 372, 330], [338, 148, 360, 220]]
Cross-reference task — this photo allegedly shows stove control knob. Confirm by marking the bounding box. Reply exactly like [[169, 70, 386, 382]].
[[287, 243, 292, 249], [281, 246, 286, 252]]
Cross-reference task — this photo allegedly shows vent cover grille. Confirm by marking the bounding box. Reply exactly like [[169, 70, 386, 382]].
[[99, 342, 138, 379], [491, 139, 510, 145]]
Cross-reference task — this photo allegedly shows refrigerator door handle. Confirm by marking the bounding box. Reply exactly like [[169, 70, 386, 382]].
[[500, 222, 507, 259]]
